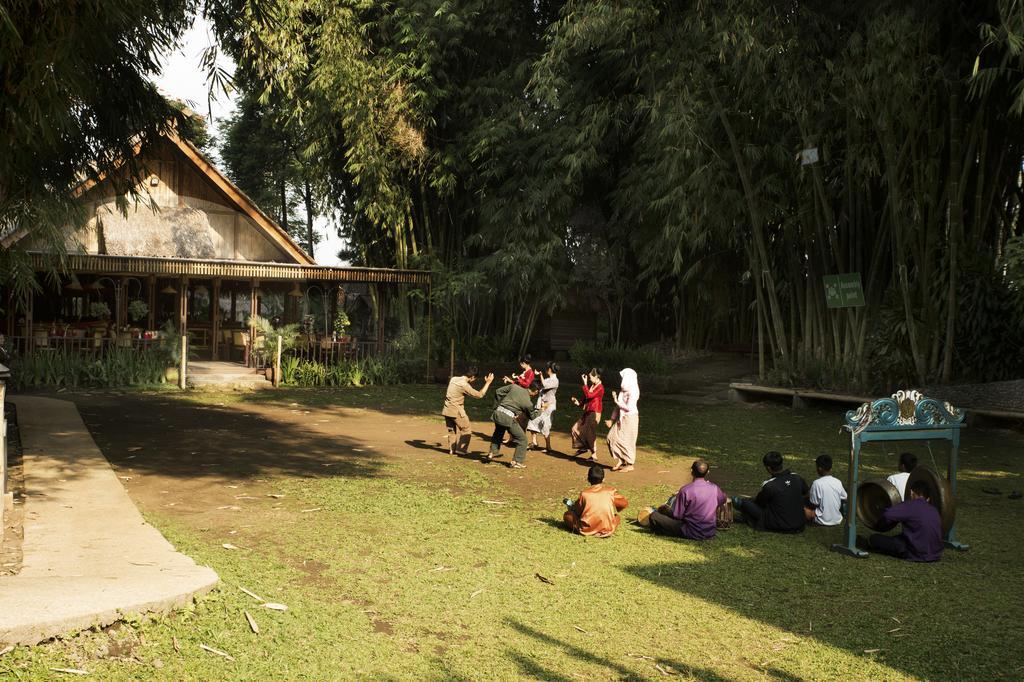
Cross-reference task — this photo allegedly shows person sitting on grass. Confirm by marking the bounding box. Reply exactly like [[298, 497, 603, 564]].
[[804, 454, 847, 526], [563, 465, 629, 538], [887, 452, 917, 500], [441, 366, 494, 455], [485, 381, 540, 469], [645, 459, 727, 540], [867, 480, 944, 562], [732, 451, 808, 533]]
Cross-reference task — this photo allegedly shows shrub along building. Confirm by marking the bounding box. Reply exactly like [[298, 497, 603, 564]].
[[0, 129, 428, 369]]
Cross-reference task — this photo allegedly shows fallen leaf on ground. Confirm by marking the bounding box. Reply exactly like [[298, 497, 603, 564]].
[[262, 603, 288, 611], [50, 668, 89, 676], [267, 494, 285, 499], [535, 573, 554, 585], [244, 611, 260, 634], [300, 508, 322, 513], [172, 637, 181, 653], [239, 586, 264, 602], [470, 589, 484, 599], [199, 644, 235, 661], [221, 543, 239, 550], [573, 626, 589, 634]]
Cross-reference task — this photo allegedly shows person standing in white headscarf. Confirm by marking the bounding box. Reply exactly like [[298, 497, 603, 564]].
[[606, 368, 640, 472]]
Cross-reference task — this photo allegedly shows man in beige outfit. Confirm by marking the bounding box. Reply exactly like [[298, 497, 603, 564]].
[[441, 366, 494, 454]]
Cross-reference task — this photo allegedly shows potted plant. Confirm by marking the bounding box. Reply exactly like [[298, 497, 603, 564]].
[[333, 310, 351, 340], [156, 321, 189, 382], [89, 301, 111, 320], [128, 299, 148, 323]]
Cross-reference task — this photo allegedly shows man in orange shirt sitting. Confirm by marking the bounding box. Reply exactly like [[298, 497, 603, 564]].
[[563, 465, 629, 537]]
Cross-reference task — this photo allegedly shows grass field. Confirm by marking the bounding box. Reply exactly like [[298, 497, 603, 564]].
[[3, 385, 1023, 680]]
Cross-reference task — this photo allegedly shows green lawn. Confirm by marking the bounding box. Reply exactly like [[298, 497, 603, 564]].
[[3, 386, 1023, 680]]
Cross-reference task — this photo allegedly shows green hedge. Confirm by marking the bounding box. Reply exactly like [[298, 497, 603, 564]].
[[281, 356, 424, 387], [8, 349, 169, 390], [568, 341, 668, 375]]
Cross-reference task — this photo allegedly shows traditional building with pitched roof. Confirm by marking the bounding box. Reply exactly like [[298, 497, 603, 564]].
[[0, 129, 428, 367]]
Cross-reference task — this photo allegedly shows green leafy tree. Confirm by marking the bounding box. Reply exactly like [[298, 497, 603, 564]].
[[0, 0, 193, 305]]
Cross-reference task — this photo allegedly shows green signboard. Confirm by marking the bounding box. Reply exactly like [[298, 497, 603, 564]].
[[824, 273, 865, 309]]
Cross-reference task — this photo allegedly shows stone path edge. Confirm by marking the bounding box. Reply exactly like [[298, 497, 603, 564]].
[[0, 396, 219, 646]]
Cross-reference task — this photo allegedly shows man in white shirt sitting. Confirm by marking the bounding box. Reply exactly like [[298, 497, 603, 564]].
[[886, 452, 917, 500], [803, 455, 847, 526]]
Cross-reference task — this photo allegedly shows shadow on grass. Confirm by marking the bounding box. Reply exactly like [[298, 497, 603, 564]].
[[619, 541, 956, 680], [63, 392, 390, 482], [506, 619, 735, 681], [405, 438, 448, 455]]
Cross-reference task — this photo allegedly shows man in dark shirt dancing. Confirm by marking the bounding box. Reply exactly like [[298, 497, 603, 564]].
[[485, 383, 540, 469], [733, 451, 808, 533], [867, 480, 944, 562]]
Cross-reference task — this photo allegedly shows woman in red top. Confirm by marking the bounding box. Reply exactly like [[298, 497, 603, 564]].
[[503, 354, 535, 389], [570, 367, 604, 460]]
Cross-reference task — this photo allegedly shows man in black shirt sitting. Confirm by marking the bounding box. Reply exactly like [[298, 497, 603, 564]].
[[732, 451, 809, 533]]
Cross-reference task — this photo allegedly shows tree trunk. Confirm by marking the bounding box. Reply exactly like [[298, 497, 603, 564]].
[[304, 178, 315, 259], [942, 94, 963, 383], [713, 87, 789, 360]]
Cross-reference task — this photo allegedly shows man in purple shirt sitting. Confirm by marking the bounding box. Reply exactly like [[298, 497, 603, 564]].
[[867, 480, 944, 562], [648, 460, 727, 540]]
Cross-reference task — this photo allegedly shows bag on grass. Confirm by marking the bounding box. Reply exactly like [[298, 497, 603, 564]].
[[716, 499, 734, 530]]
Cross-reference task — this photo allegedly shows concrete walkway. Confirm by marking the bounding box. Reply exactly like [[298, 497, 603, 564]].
[[0, 396, 218, 645]]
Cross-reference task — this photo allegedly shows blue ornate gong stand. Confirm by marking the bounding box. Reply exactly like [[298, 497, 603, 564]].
[[831, 389, 968, 558]]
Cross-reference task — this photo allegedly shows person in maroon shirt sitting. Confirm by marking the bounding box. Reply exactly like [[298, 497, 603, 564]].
[[647, 459, 727, 540], [867, 480, 944, 562]]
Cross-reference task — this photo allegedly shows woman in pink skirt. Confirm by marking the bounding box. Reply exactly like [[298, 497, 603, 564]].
[[606, 368, 639, 472]]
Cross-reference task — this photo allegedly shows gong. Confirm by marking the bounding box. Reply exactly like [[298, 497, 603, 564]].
[[856, 478, 902, 532], [906, 465, 956, 535]]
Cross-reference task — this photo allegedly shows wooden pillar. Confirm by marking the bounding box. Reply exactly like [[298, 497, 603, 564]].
[[247, 279, 259, 367], [212, 278, 221, 360], [26, 286, 34, 342], [178, 277, 188, 335], [425, 279, 431, 380], [5, 289, 14, 337], [147, 275, 156, 330], [376, 287, 386, 355], [116, 276, 128, 331]]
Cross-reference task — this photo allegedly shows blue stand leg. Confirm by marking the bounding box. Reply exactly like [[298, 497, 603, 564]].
[[831, 439, 869, 558], [945, 430, 969, 551]]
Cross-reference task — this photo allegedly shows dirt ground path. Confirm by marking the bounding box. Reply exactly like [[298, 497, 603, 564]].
[[68, 392, 696, 536]]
